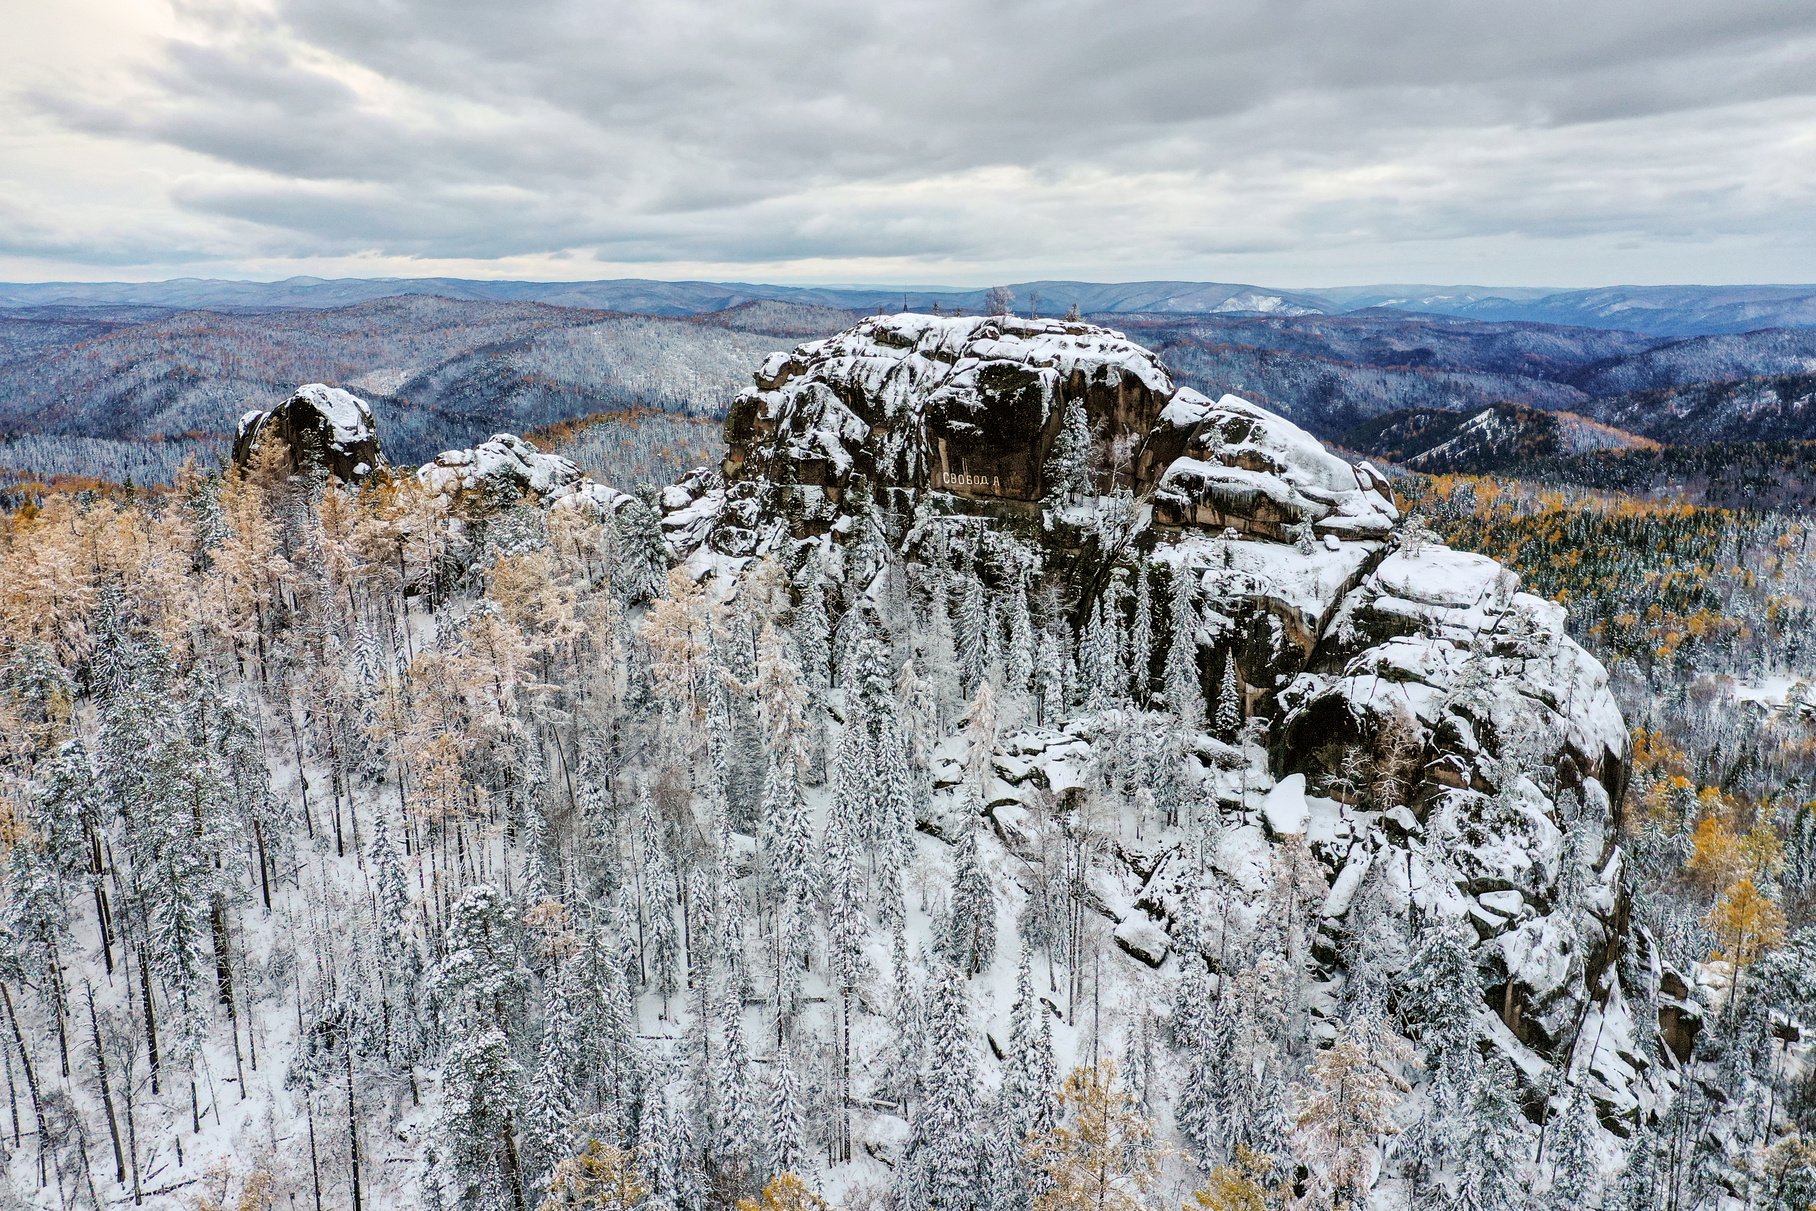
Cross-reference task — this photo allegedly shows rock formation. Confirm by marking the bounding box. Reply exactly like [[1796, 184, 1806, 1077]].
[[665, 312, 1657, 1127], [234, 383, 387, 483], [418, 432, 629, 515]]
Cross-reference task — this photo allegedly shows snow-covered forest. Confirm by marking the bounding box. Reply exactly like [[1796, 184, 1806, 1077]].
[[0, 310, 1809, 1211]]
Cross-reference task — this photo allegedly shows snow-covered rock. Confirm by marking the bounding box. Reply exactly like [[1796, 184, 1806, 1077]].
[[1149, 390, 1398, 539], [233, 383, 388, 483], [418, 433, 632, 515], [684, 312, 1398, 562]]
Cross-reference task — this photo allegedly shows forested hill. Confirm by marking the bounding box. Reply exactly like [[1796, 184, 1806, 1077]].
[[1, 311, 1804, 1211]]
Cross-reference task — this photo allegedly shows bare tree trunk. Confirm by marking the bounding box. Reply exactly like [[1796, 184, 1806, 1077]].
[[1, 982, 50, 1187], [502, 1114, 526, 1211], [135, 949, 160, 1096], [306, 1094, 323, 1211], [253, 819, 273, 910], [86, 988, 125, 1185], [346, 1045, 361, 1211]]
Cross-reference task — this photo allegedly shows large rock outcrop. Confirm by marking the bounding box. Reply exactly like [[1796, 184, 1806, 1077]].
[[234, 383, 387, 483], [664, 313, 1652, 1127]]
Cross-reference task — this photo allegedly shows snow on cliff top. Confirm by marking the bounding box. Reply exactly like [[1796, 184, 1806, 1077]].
[[292, 383, 376, 449]]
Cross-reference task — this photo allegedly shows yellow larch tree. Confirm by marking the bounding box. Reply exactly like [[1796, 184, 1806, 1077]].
[[1028, 1060, 1164, 1211], [736, 1172, 830, 1211], [537, 1139, 649, 1211]]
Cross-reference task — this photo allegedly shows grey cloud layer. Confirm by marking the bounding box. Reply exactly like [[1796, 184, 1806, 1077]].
[[16, 0, 1816, 273]]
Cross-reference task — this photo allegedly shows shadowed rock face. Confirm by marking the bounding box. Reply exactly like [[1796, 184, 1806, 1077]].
[[711, 312, 1398, 555], [234, 384, 387, 484]]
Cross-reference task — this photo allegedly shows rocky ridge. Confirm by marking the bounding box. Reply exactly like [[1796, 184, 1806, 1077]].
[[663, 313, 1668, 1129]]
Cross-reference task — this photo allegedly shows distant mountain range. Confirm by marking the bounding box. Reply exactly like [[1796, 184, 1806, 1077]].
[[8, 276, 1816, 335]]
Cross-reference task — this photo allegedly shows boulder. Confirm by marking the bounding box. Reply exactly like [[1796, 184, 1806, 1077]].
[[234, 384, 386, 483]]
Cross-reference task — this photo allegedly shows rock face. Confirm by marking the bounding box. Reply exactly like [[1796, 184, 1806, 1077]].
[[234, 384, 387, 483], [666, 314, 1651, 1125], [418, 433, 630, 515], [692, 313, 1396, 562]]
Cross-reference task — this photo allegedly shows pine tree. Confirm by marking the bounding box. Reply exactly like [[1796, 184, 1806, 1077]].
[[435, 1025, 528, 1210], [612, 497, 669, 605], [1164, 565, 1204, 729], [433, 884, 530, 1032]]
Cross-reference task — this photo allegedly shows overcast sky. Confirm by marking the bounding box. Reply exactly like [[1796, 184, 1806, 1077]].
[[4, 0, 1815, 287]]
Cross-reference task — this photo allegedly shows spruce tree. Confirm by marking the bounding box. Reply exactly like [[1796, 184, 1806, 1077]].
[[717, 990, 759, 1184], [947, 825, 997, 977], [525, 962, 582, 1187], [1456, 1054, 1527, 1211], [1547, 1083, 1601, 1211], [1043, 397, 1093, 504], [1214, 649, 1243, 740], [1129, 565, 1153, 703], [1164, 565, 1204, 729], [767, 1043, 806, 1179], [903, 961, 979, 1211], [956, 557, 990, 696]]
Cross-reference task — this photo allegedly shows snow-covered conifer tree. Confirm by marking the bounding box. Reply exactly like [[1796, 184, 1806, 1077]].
[[766, 1043, 805, 1179], [1005, 583, 1036, 706], [524, 962, 582, 1186], [1547, 1083, 1602, 1211], [903, 961, 979, 1211], [1403, 919, 1482, 1092], [1214, 649, 1243, 741], [433, 1025, 527, 1211], [638, 790, 682, 1013], [1043, 397, 1094, 505], [613, 497, 670, 605], [956, 557, 990, 696], [946, 825, 997, 977], [1456, 1054, 1528, 1211], [1129, 565, 1153, 702], [1164, 565, 1204, 729], [717, 991, 759, 1185]]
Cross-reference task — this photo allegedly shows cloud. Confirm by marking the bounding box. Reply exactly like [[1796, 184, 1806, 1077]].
[[5, 0, 1816, 283]]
